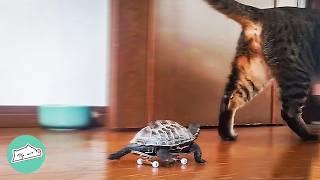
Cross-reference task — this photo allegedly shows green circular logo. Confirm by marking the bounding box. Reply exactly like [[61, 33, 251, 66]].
[[7, 135, 46, 174]]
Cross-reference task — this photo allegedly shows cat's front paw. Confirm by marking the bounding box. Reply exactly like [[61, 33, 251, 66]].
[[220, 134, 238, 141], [301, 134, 319, 141], [218, 129, 238, 141]]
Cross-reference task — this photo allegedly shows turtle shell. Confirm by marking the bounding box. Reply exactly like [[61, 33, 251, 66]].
[[130, 120, 195, 146]]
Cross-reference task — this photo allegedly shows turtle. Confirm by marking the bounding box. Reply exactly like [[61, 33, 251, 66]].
[[108, 120, 206, 167]]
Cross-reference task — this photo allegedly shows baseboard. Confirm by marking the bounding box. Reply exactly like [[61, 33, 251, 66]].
[[0, 106, 108, 128]]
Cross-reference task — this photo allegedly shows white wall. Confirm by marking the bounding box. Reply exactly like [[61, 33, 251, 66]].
[[241, 0, 306, 8], [0, 0, 109, 106], [240, 0, 275, 8], [276, 0, 306, 7]]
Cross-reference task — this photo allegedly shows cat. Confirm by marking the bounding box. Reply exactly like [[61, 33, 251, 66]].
[[204, 0, 320, 141]]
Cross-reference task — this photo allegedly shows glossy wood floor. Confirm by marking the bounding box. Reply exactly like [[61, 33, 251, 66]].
[[0, 127, 319, 180]]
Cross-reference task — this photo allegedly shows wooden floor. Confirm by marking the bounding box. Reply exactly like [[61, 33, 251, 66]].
[[0, 127, 319, 180]]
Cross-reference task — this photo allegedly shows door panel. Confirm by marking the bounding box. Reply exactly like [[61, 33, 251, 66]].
[[109, 0, 150, 128], [109, 0, 286, 128], [152, 0, 274, 126]]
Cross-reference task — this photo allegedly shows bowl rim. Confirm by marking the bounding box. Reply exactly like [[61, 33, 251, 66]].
[[38, 105, 90, 108]]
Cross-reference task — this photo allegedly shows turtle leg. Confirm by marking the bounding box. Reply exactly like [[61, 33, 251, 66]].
[[108, 146, 131, 160], [156, 148, 174, 166], [108, 144, 144, 160], [190, 143, 206, 164]]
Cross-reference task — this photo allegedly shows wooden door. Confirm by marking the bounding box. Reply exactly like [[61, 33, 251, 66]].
[[108, 0, 150, 128], [150, 0, 275, 126], [109, 0, 279, 128]]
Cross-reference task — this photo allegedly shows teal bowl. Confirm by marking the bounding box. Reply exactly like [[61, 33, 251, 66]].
[[37, 105, 91, 129]]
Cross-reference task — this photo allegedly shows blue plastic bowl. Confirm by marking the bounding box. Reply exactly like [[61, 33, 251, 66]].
[[37, 105, 91, 129]]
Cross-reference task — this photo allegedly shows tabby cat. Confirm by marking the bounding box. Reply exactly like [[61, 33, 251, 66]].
[[204, 0, 320, 140]]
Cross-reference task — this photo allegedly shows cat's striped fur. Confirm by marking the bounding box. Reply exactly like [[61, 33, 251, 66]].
[[205, 0, 320, 140]]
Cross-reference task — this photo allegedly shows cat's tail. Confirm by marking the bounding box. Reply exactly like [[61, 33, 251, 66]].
[[204, 0, 261, 25]]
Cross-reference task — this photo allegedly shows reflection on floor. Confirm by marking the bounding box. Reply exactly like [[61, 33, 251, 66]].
[[0, 127, 319, 179]]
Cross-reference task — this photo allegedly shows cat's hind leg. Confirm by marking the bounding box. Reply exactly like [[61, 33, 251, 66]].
[[219, 55, 271, 141], [278, 71, 319, 141]]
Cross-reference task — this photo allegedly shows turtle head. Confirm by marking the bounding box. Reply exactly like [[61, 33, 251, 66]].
[[188, 123, 200, 138]]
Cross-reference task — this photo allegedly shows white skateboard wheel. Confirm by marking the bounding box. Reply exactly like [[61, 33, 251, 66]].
[[152, 161, 159, 168], [180, 158, 188, 165], [136, 158, 143, 165]]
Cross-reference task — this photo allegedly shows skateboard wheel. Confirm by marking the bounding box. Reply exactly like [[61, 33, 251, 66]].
[[180, 158, 188, 165], [152, 161, 159, 168], [136, 158, 143, 165]]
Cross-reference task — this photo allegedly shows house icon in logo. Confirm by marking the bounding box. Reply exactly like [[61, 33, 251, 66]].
[[11, 144, 42, 163]]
